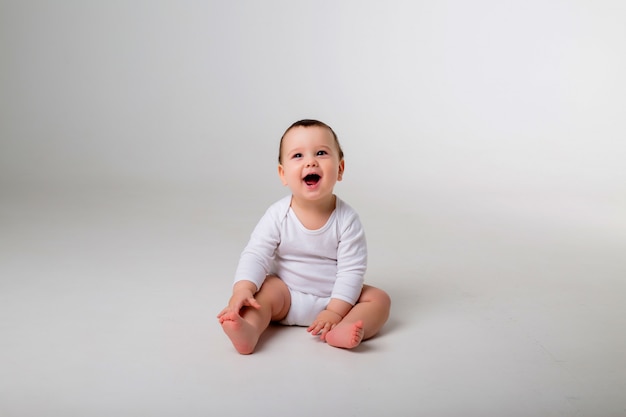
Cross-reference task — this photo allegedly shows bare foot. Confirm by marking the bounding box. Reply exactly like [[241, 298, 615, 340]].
[[325, 320, 364, 349], [219, 312, 259, 354]]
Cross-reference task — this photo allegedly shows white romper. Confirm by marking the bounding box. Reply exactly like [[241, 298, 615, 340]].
[[233, 195, 367, 325]]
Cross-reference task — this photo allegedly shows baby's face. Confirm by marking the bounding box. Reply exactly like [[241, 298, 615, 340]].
[[278, 126, 344, 203]]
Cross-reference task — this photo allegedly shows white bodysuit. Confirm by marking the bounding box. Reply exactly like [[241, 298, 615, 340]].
[[234, 195, 367, 323]]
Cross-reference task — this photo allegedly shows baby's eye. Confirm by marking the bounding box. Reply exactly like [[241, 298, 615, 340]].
[[292, 153, 302, 159], [316, 150, 328, 156]]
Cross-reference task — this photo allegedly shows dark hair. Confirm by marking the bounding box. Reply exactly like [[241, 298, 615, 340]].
[[278, 119, 344, 164]]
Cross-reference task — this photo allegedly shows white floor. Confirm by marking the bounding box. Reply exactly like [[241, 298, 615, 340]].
[[1, 185, 625, 417]]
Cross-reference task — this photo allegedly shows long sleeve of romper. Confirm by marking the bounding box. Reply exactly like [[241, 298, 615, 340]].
[[233, 205, 282, 292], [332, 210, 367, 305]]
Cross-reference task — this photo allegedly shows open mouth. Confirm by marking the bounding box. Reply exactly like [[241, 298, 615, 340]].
[[303, 173, 321, 186]]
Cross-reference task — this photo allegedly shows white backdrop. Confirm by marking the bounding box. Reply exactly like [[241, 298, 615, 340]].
[[2, 1, 624, 211], [2, 2, 626, 416]]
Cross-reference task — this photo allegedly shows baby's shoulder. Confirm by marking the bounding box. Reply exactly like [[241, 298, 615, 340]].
[[334, 197, 363, 231], [263, 195, 292, 219], [335, 196, 359, 218]]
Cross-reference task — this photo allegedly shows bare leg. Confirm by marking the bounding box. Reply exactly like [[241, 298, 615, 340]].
[[325, 285, 391, 349], [220, 276, 290, 354]]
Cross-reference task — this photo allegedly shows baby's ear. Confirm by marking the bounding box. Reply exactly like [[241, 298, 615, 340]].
[[278, 165, 288, 186], [337, 160, 345, 181]]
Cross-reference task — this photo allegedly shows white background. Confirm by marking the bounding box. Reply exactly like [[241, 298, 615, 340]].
[[1, 1, 625, 416], [2, 1, 624, 201]]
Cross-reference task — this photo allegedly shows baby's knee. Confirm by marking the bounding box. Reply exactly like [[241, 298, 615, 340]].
[[362, 285, 391, 307], [259, 275, 291, 317], [375, 288, 391, 308], [260, 275, 285, 290]]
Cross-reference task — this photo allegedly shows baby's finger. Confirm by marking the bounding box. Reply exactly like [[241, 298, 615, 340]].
[[307, 321, 323, 335], [313, 321, 331, 336], [319, 323, 334, 340], [246, 297, 261, 309], [320, 326, 330, 341]]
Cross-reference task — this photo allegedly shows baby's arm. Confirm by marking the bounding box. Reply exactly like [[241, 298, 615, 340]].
[[307, 206, 367, 340], [221, 200, 284, 321], [307, 298, 352, 340]]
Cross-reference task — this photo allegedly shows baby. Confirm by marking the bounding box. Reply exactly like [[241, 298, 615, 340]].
[[217, 119, 391, 354]]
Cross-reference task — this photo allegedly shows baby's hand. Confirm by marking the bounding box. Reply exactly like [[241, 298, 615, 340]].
[[307, 309, 342, 341], [217, 288, 261, 322]]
